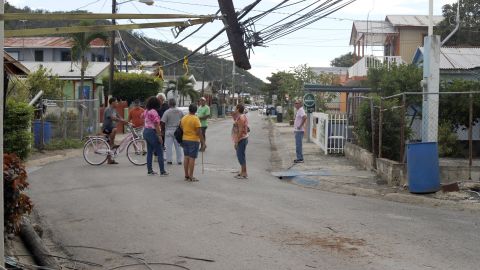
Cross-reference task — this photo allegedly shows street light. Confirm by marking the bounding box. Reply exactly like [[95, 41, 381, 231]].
[[108, 0, 154, 105]]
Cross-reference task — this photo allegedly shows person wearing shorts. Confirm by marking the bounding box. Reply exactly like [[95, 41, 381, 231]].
[[180, 104, 206, 182]]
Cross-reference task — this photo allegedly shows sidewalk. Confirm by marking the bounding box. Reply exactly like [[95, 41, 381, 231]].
[[269, 121, 480, 212]]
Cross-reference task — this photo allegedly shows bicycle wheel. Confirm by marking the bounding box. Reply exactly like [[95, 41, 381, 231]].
[[127, 138, 147, 165], [83, 138, 109, 165]]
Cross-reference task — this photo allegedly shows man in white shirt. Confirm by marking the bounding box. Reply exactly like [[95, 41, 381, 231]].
[[293, 100, 307, 163]]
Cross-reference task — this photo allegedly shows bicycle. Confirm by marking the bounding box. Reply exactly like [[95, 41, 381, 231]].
[[83, 124, 147, 166]]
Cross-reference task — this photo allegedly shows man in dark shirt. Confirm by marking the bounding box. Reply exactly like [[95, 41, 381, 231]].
[[103, 97, 127, 164], [156, 93, 169, 145]]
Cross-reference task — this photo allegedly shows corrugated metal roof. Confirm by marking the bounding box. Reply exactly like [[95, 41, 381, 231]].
[[5, 37, 108, 48], [21, 61, 109, 78], [416, 47, 480, 70], [312, 67, 349, 75], [350, 20, 397, 45], [386, 15, 443, 27]]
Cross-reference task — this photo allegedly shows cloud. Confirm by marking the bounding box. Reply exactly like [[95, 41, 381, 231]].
[[341, 0, 454, 17]]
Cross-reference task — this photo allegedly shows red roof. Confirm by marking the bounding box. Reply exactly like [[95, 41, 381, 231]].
[[5, 37, 108, 48]]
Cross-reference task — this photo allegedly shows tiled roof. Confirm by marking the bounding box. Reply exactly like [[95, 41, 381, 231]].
[[5, 37, 108, 48]]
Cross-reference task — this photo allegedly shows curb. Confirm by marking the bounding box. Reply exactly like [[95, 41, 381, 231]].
[[26, 149, 82, 168]]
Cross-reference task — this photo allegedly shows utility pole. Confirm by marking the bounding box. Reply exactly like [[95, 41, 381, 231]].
[[231, 61, 235, 106], [108, 0, 117, 106], [201, 46, 207, 97], [0, 1, 5, 266], [421, 0, 440, 142]]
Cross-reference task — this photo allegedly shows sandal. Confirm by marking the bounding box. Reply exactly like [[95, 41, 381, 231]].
[[190, 177, 199, 182], [234, 175, 248, 179]]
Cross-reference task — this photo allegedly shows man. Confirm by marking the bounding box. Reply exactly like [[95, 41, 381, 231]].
[[103, 97, 127, 164], [197, 97, 210, 141], [161, 98, 184, 165], [293, 99, 307, 163], [156, 93, 169, 144], [128, 99, 144, 128]]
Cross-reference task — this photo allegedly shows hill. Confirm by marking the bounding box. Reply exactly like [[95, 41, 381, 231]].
[[4, 2, 264, 93]]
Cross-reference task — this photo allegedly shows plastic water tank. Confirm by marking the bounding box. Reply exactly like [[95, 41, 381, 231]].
[[407, 142, 441, 193]]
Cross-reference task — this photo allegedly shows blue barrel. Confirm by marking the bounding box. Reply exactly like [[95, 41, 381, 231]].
[[33, 120, 52, 146], [407, 142, 440, 193]]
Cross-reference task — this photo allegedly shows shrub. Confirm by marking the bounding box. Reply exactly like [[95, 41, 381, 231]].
[[5, 100, 34, 160], [4, 153, 33, 234], [103, 72, 162, 104], [355, 96, 408, 161], [438, 121, 462, 157]]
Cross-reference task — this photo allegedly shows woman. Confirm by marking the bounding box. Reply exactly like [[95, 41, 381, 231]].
[[142, 96, 169, 176], [180, 104, 206, 182], [233, 104, 249, 179]]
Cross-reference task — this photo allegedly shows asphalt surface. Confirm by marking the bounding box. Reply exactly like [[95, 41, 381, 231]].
[[28, 112, 480, 270]]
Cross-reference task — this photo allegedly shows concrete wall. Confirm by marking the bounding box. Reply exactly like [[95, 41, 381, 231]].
[[376, 158, 406, 186], [344, 142, 375, 171]]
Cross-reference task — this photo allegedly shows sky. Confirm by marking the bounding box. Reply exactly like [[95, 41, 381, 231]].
[[6, 0, 454, 82]]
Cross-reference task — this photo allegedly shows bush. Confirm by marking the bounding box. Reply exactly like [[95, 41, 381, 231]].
[[103, 72, 162, 104], [4, 153, 33, 234], [438, 121, 462, 157], [355, 96, 408, 161], [5, 100, 34, 160]]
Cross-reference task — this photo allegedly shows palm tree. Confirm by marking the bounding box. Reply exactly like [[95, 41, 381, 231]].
[[165, 75, 198, 106], [70, 21, 108, 100]]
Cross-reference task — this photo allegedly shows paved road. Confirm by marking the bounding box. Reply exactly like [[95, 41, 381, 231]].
[[28, 113, 480, 270]]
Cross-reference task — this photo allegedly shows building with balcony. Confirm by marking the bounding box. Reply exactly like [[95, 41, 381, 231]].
[[348, 15, 443, 78]]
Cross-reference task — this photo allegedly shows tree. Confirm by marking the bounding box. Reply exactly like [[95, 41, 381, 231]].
[[436, 0, 480, 46], [330, 52, 356, 67], [367, 64, 422, 97], [165, 75, 198, 106], [70, 21, 108, 99], [23, 66, 65, 100], [103, 72, 162, 104]]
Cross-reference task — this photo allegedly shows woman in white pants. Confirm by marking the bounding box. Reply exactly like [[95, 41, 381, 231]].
[[161, 98, 184, 165]]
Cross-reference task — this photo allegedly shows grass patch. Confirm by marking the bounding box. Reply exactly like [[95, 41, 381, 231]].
[[44, 139, 84, 150]]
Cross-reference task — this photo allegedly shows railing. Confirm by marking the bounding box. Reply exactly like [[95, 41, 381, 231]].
[[348, 55, 404, 78]]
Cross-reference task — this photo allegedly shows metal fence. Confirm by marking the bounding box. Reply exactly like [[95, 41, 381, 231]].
[[309, 112, 347, 155], [347, 91, 480, 178], [32, 99, 99, 149]]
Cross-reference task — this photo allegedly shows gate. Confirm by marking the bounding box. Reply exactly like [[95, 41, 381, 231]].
[[310, 112, 347, 155]]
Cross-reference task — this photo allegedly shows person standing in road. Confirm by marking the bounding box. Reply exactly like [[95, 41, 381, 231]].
[[142, 96, 169, 176], [233, 104, 249, 179], [293, 99, 307, 163], [103, 97, 128, 164], [180, 104, 206, 182], [128, 99, 145, 128], [161, 98, 184, 165], [197, 97, 210, 142]]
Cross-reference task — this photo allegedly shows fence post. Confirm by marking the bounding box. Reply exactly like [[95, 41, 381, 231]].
[[63, 98, 67, 140], [40, 99, 45, 151], [370, 98, 376, 158], [378, 98, 383, 158], [468, 93, 473, 180], [79, 101, 84, 140], [400, 94, 406, 163]]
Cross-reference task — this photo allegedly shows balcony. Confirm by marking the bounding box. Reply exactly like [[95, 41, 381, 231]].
[[348, 55, 404, 78]]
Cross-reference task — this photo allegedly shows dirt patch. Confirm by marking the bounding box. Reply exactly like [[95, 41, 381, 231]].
[[278, 231, 366, 256]]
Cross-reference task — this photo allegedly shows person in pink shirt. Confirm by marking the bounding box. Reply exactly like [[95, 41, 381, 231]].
[[142, 96, 168, 176], [293, 99, 307, 163]]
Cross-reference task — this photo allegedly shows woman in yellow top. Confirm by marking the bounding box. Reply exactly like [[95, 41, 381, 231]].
[[180, 104, 206, 181]]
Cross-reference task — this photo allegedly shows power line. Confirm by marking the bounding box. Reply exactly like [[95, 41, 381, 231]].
[[75, 0, 103, 10]]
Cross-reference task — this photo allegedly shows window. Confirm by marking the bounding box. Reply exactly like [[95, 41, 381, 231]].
[[61, 51, 71, 61], [91, 54, 96, 62], [9, 51, 19, 60], [34, 50, 44, 62]]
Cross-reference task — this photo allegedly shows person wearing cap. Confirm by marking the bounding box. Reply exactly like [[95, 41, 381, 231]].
[[197, 97, 210, 142], [128, 99, 145, 128]]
